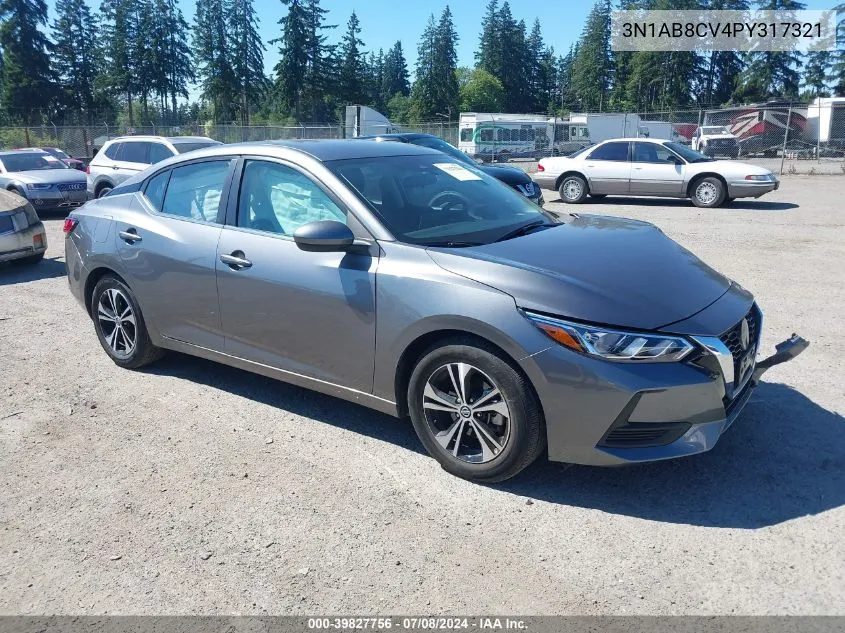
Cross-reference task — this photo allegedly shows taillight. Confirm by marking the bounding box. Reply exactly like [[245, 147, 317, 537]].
[[84, 164, 90, 175], [537, 162, 545, 172], [63, 217, 78, 235]]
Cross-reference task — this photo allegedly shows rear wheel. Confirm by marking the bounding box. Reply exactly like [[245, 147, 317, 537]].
[[690, 176, 726, 208], [91, 275, 164, 369], [558, 174, 589, 204], [407, 338, 545, 483], [96, 184, 113, 198]]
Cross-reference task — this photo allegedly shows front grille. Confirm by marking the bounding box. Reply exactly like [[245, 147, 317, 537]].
[[719, 304, 761, 395], [57, 183, 86, 192]]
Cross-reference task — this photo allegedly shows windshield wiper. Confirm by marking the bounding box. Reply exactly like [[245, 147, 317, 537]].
[[494, 220, 551, 243], [423, 241, 483, 248]]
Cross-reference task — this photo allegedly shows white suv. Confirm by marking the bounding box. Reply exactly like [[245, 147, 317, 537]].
[[87, 135, 221, 198]]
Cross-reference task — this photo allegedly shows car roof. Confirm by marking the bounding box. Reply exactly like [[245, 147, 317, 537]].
[[356, 133, 432, 142], [596, 137, 673, 143], [104, 135, 218, 143], [182, 139, 442, 162], [0, 149, 49, 156]]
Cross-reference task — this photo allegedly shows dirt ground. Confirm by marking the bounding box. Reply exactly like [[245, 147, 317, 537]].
[[1, 176, 843, 615]]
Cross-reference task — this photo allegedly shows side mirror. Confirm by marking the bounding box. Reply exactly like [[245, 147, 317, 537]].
[[293, 220, 355, 252]]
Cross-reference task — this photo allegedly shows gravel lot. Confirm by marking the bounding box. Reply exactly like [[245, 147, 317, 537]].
[[1, 176, 843, 615]]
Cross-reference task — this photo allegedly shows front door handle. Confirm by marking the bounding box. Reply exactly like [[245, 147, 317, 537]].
[[220, 251, 252, 270], [119, 229, 142, 243]]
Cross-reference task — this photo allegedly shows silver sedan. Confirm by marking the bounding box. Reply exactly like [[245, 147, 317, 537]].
[[0, 150, 90, 212], [533, 138, 779, 208]]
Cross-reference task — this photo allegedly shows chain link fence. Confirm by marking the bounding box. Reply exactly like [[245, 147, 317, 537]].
[[1, 101, 843, 175]]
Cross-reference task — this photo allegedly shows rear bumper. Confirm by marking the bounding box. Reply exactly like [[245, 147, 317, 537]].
[[532, 173, 557, 190], [0, 221, 47, 263]]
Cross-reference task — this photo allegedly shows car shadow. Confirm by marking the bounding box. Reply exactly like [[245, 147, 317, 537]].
[[143, 352, 426, 456], [144, 354, 842, 529], [0, 257, 66, 286], [499, 382, 844, 529], [547, 195, 799, 212]]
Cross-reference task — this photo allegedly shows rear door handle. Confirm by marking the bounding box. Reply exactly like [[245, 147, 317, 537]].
[[119, 229, 142, 243], [220, 252, 252, 270]]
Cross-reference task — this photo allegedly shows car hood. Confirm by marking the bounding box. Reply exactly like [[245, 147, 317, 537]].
[[9, 169, 87, 185], [426, 214, 732, 331], [478, 164, 532, 185]]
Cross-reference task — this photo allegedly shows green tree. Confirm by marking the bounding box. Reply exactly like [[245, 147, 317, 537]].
[[271, 0, 309, 118], [832, 2, 845, 94], [570, 0, 612, 112], [51, 0, 102, 123], [802, 52, 832, 97], [194, 0, 236, 121], [411, 7, 459, 120], [734, 0, 806, 101], [386, 92, 413, 122], [475, 0, 502, 78], [497, 4, 530, 111], [382, 40, 410, 101], [338, 11, 365, 104], [227, 0, 266, 124], [699, 0, 748, 107], [459, 67, 505, 112], [100, 0, 137, 124], [0, 0, 54, 123], [162, 0, 194, 124]]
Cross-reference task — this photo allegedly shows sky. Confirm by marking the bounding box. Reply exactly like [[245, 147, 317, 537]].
[[44, 0, 836, 98]]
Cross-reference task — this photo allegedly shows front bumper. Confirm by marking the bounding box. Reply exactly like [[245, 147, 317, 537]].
[[727, 179, 779, 198], [522, 317, 807, 467], [26, 189, 90, 211], [0, 221, 47, 263]]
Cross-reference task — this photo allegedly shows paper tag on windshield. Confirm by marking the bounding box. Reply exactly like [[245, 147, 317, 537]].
[[434, 163, 481, 181]]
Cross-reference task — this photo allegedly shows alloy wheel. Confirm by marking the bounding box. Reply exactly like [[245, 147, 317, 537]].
[[97, 288, 137, 356], [422, 362, 511, 464], [563, 178, 582, 201], [695, 181, 718, 205]]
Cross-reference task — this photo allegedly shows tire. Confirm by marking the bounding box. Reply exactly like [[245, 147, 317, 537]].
[[589, 193, 607, 200], [690, 176, 726, 208], [91, 275, 164, 369], [96, 184, 113, 198], [407, 337, 545, 483], [558, 174, 589, 204]]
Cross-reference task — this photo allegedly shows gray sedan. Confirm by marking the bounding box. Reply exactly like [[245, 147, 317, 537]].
[[0, 189, 47, 264], [0, 150, 89, 212], [64, 141, 806, 482], [533, 138, 779, 207]]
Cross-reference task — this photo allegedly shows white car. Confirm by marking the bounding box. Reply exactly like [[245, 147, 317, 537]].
[[87, 135, 221, 199], [532, 138, 778, 208]]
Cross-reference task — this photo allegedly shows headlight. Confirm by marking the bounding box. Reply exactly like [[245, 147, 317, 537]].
[[744, 174, 773, 182], [26, 183, 52, 190], [525, 311, 695, 362]]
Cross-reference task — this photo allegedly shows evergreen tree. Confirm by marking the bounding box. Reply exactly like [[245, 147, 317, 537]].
[[497, 3, 530, 111], [802, 52, 832, 97], [411, 14, 438, 119], [271, 0, 309, 119], [526, 19, 546, 112], [366, 49, 385, 112], [475, 0, 502, 78], [382, 40, 410, 101], [51, 0, 101, 122], [100, 0, 137, 124], [162, 0, 194, 124], [557, 45, 578, 112], [832, 2, 845, 94], [570, 0, 612, 112], [0, 0, 54, 122], [338, 11, 365, 104], [699, 0, 748, 107], [194, 0, 236, 120], [227, 0, 266, 124], [735, 0, 806, 101], [432, 6, 459, 118]]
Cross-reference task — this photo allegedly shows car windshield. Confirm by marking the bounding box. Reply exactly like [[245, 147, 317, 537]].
[[701, 127, 729, 135], [663, 142, 714, 163], [171, 141, 218, 154], [406, 136, 477, 167], [0, 153, 68, 172], [328, 155, 554, 247]]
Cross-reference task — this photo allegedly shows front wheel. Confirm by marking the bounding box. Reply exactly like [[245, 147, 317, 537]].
[[690, 176, 726, 208], [558, 174, 589, 204], [91, 275, 164, 369], [407, 338, 545, 483]]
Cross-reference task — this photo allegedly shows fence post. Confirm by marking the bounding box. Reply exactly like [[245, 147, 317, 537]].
[[780, 103, 793, 176], [817, 101, 821, 162]]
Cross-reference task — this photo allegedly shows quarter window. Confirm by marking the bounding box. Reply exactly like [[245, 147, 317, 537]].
[[237, 160, 346, 235], [103, 143, 122, 160], [588, 142, 630, 162], [149, 143, 173, 164], [160, 160, 231, 222], [143, 170, 170, 211]]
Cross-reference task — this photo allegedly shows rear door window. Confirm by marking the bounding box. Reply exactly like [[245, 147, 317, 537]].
[[588, 142, 630, 162], [143, 170, 171, 211], [161, 160, 232, 222]]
